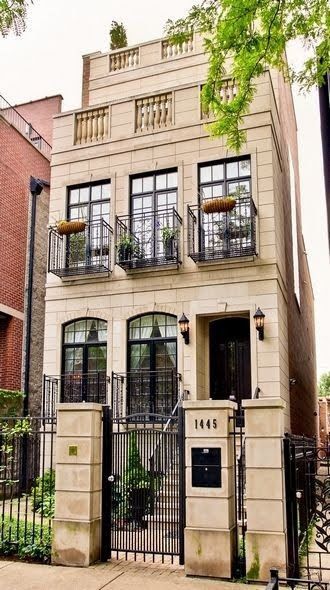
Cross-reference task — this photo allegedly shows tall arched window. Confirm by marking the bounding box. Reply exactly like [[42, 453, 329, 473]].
[[62, 318, 107, 403], [127, 313, 177, 416]]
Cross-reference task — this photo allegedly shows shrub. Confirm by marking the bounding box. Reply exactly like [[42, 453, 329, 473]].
[[0, 516, 51, 562], [0, 389, 24, 417], [30, 469, 55, 518]]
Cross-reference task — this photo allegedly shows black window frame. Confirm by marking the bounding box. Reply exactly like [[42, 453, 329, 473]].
[[67, 179, 111, 223], [198, 156, 251, 203]]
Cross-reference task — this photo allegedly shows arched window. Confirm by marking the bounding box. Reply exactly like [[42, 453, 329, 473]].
[[62, 318, 107, 403], [127, 313, 177, 415]]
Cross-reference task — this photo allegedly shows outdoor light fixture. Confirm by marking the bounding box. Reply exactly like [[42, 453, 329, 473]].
[[178, 313, 190, 345], [253, 307, 265, 340]]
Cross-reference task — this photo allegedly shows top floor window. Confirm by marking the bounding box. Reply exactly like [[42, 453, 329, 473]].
[[68, 181, 110, 223], [199, 158, 251, 201], [131, 170, 177, 215]]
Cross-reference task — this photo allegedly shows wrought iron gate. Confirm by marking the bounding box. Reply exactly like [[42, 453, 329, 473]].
[[101, 407, 185, 564], [284, 434, 330, 581]]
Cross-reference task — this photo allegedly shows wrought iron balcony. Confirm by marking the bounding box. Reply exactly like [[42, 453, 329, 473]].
[[42, 372, 110, 417], [111, 369, 181, 419], [115, 208, 182, 270], [48, 219, 113, 277], [188, 196, 257, 262]]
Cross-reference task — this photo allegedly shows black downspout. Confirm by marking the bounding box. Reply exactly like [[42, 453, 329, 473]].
[[23, 177, 48, 416]]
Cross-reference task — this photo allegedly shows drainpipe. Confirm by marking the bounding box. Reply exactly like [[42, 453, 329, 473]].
[[23, 177, 49, 415]]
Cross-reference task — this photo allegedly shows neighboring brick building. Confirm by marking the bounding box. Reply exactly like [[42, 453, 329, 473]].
[[0, 93, 62, 413]]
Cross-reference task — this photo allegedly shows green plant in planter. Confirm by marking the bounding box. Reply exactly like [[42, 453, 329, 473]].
[[68, 232, 86, 265], [160, 226, 178, 259], [121, 432, 152, 527], [116, 234, 139, 261]]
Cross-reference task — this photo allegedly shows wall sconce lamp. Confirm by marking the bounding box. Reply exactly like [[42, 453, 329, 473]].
[[178, 313, 190, 345], [253, 307, 265, 341]]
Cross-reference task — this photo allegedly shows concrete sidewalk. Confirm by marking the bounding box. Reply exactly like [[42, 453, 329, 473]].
[[0, 558, 259, 590]]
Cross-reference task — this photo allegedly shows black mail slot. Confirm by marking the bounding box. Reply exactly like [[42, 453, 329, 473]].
[[191, 447, 221, 488]]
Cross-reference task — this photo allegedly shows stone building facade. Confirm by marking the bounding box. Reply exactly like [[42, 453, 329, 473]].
[[44, 35, 316, 435], [0, 94, 62, 413]]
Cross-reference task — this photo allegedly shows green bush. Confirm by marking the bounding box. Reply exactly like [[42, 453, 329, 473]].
[[0, 389, 24, 417], [0, 516, 51, 562], [30, 469, 55, 518]]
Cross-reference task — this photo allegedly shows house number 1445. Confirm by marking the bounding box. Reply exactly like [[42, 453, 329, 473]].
[[194, 419, 217, 429]]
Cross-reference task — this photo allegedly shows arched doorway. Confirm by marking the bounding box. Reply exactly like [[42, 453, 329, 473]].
[[62, 318, 107, 403], [127, 313, 177, 415], [210, 317, 251, 406]]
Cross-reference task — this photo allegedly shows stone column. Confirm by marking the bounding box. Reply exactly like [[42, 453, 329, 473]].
[[243, 398, 287, 581], [52, 403, 103, 567], [184, 400, 237, 578]]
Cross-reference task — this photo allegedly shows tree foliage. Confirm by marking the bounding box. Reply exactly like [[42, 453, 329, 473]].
[[109, 20, 127, 50], [166, 0, 330, 152], [319, 372, 330, 397], [0, 0, 32, 37]]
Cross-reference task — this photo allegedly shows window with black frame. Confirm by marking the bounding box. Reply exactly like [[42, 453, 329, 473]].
[[127, 313, 177, 416], [130, 170, 178, 261], [66, 181, 110, 268], [62, 318, 107, 403], [199, 158, 252, 257]]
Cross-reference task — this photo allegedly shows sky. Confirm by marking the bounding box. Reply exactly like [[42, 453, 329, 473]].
[[0, 0, 329, 378]]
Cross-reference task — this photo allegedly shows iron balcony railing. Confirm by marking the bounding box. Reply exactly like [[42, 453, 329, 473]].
[[42, 372, 110, 417], [0, 94, 52, 159], [48, 218, 113, 278], [187, 195, 257, 262], [111, 369, 181, 419], [115, 208, 182, 270]]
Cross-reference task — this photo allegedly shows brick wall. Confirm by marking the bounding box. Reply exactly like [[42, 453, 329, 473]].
[[277, 74, 318, 437], [0, 315, 23, 390], [14, 95, 62, 145], [0, 116, 51, 399]]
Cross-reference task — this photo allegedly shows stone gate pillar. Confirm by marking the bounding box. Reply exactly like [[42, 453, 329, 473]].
[[183, 400, 237, 578], [243, 398, 287, 581], [52, 403, 103, 567]]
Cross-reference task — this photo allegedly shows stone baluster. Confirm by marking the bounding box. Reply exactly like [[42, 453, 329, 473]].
[[227, 81, 233, 102], [92, 111, 98, 142], [143, 98, 150, 130], [188, 37, 194, 52], [98, 109, 104, 140], [149, 97, 155, 129], [81, 112, 88, 143], [160, 95, 167, 127], [167, 94, 173, 126], [86, 111, 92, 142], [135, 49, 139, 65], [162, 41, 168, 59], [154, 96, 161, 127], [136, 100, 143, 131], [182, 40, 188, 53], [103, 108, 109, 139], [75, 113, 82, 144]]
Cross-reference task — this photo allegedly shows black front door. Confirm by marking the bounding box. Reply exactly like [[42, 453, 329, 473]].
[[210, 317, 251, 405]]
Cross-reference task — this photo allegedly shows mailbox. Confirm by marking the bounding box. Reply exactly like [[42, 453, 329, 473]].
[[191, 447, 221, 488]]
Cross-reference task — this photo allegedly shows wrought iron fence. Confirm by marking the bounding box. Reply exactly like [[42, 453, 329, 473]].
[[43, 372, 110, 417], [284, 433, 319, 579], [266, 568, 330, 590], [0, 94, 52, 159], [229, 409, 246, 578], [187, 195, 257, 262], [111, 370, 181, 419], [0, 416, 56, 562], [115, 208, 182, 270], [48, 219, 113, 277]]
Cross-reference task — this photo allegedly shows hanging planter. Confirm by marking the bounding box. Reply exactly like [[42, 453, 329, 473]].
[[56, 220, 86, 236], [201, 197, 236, 214]]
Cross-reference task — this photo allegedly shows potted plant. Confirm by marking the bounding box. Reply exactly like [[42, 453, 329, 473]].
[[91, 245, 110, 257], [122, 432, 152, 529], [161, 226, 178, 260], [68, 232, 86, 265], [116, 234, 139, 262]]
